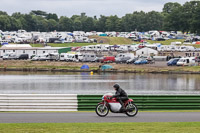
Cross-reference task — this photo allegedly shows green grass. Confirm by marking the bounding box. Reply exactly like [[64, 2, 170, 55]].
[[0, 66, 98, 70], [0, 122, 200, 133], [30, 43, 97, 47], [132, 39, 185, 45], [31, 38, 197, 48], [107, 37, 133, 45], [30, 44, 44, 47], [30, 37, 133, 47]]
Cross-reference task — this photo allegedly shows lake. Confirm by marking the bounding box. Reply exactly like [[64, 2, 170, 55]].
[[0, 71, 200, 95]]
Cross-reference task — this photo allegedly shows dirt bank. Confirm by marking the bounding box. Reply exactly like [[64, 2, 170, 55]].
[[0, 60, 200, 74]]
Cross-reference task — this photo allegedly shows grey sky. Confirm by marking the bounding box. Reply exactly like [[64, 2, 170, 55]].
[[0, 0, 189, 17]]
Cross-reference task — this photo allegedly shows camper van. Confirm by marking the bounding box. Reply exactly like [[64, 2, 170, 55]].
[[177, 46, 195, 52], [116, 53, 135, 59], [176, 57, 196, 66], [39, 53, 59, 61], [81, 53, 96, 62], [115, 53, 135, 63], [116, 45, 129, 52], [60, 53, 83, 62], [2, 53, 17, 60]]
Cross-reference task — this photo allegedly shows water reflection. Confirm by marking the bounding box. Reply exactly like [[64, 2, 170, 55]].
[[0, 71, 200, 94]]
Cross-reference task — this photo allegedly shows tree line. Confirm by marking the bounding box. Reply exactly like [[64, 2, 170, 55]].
[[0, 1, 199, 34]]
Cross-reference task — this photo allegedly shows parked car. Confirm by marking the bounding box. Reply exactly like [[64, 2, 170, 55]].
[[126, 57, 138, 64], [156, 38, 166, 41], [100, 56, 115, 63], [116, 56, 131, 63], [16, 54, 29, 60], [2, 53, 17, 60], [134, 59, 148, 65], [92, 56, 104, 62], [39, 53, 59, 61], [31, 55, 41, 61], [167, 58, 180, 66], [195, 56, 200, 62]]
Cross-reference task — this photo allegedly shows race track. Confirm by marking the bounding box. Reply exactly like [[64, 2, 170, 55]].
[[0, 112, 199, 123]]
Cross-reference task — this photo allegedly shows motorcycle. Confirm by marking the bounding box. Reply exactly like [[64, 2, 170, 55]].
[[95, 93, 138, 117]]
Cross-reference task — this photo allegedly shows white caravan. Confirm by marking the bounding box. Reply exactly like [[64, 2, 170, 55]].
[[176, 57, 196, 66]]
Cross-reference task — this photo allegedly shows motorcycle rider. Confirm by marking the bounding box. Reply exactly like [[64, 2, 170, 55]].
[[109, 84, 129, 112]]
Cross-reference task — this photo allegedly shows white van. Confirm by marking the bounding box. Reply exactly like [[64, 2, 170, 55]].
[[39, 53, 59, 61], [116, 45, 128, 52], [81, 53, 96, 62], [116, 53, 135, 59], [2, 53, 17, 60], [176, 57, 196, 66], [60, 53, 68, 61], [60, 53, 83, 62], [177, 46, 195, 52]]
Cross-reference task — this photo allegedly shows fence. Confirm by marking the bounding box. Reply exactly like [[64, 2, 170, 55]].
[[1, 94, 200, 111], [78, 95, 200, 111], [0, 94, 77, 111]]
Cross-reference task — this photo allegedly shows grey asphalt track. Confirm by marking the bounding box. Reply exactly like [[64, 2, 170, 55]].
[[0, 112, 200, 123]]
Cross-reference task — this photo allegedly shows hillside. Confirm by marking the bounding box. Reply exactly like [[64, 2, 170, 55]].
[[89, 36, 133, 45]]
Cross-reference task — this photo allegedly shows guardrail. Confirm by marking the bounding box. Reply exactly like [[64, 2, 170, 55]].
[[0, 94, 77, 111], [78, 95, 200, 111], [1, 94, 200, 111]]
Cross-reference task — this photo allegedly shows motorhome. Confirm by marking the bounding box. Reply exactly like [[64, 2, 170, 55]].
[[81, 53, 97, 62], [60, 52, 83, 62], [2, 53, 17, 60], [39, 53, 59, 61], [116, 45, 128, 52], [116, 53, 135, 63], [176, 57, 196, 66], [177, 46, 195, 52], [116, 53, 135, 59], [60, 53, 68, 61], [31, 55, 41, 61], [127, 45, 138, 51]]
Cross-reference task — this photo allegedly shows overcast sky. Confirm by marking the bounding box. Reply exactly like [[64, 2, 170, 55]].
[[0, 0, 189, 17]]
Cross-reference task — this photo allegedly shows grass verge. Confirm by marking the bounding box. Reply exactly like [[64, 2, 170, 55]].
[[0, 122, 200, 133], [30, 43, 97, 47]]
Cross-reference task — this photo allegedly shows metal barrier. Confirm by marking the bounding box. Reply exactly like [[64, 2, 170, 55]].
[[1, 94, 200, 111], [0, 94, 77, 111], [78, 95, 200, 111]]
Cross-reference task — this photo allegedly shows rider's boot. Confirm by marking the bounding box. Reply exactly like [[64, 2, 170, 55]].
[[119, 100, 126, 112]]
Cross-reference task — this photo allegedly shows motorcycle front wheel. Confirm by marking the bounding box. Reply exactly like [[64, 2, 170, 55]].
[[95, 103, 109, 117], [125, 102, 138, 117]]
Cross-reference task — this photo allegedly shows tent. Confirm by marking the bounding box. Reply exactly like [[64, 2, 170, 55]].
[[81, 65, 89, 70], [101, 65, 113, 70], [99, 33, 107, 36]]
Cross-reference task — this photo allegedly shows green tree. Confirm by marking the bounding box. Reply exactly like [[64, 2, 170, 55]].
[[73, 18, 82, 31], [0, 15, 11, 31], [163, 2, 182, 14], [96, 15, 107, 32], [58, 16, 73, 31], [0, 11, 8, 16], [48, 19, 57, 31], [46, 13, 58, 21], [105, 15, 120, 31], [31, 10, 47, 17]]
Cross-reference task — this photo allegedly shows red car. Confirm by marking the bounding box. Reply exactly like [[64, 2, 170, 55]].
[[100, 56, 115, 63]]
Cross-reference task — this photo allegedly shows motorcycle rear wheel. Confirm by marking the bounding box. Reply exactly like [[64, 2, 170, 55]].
[[95, 103, 109, 117], [125, 102, 138, 117]]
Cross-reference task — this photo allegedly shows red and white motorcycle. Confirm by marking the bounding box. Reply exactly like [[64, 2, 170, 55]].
[[95, 93, 138, 117]]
